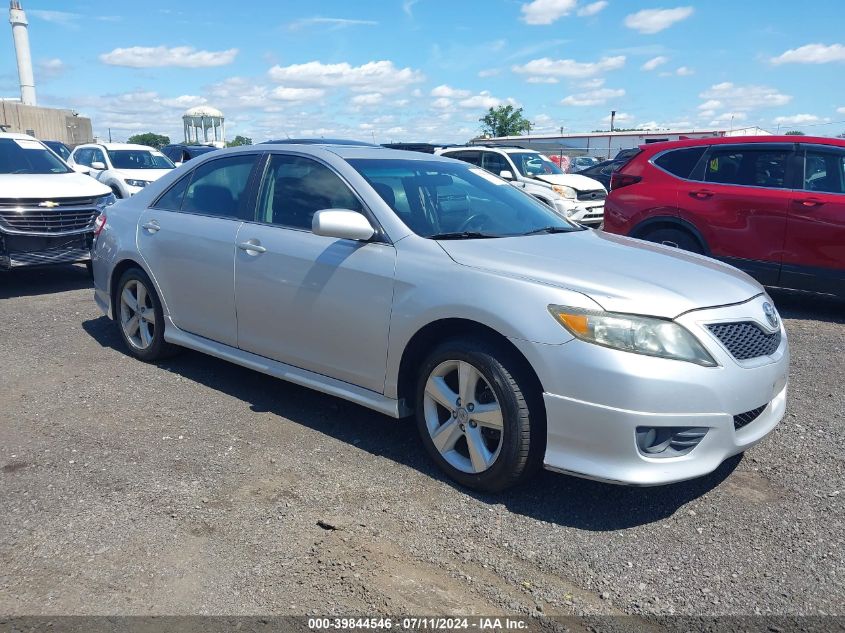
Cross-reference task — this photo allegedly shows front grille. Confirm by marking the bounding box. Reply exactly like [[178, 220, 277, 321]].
[[0, 198, 100, 236], [576, 189, 607, 202], [734, 405, 767, 431], [707, 322, 781, 360]]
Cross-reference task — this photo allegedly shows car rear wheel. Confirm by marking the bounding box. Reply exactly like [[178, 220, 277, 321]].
[[642, 227, 703, 254], [415, 339, 542, 492], [115, 268, 179, 362]]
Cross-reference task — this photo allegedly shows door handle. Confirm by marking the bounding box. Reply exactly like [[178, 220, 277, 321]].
[[794, 198, 823, 208], [141, 221, 160, 233], [689, 189, 714, 199], [238, 240, 266, 254]]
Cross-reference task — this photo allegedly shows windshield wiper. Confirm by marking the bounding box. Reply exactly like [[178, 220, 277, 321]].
[[428, 231, 498, 240], [522, 226, 572, 236]]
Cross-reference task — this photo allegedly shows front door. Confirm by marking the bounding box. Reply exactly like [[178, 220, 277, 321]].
[[234, 153, 396, 393], [781, 144, 845, 295], [677, 143, 794, 285], [137, 153, 260, 347]]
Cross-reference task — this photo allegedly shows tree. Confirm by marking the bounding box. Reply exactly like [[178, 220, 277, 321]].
[[227, 135, 253, 147], [479, 105, 531, 138], [784, 130, 805, 135], [127, 132, 170, 149]]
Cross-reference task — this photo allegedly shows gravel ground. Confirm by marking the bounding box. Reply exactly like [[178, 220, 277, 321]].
[[0, 264, 842, 620]]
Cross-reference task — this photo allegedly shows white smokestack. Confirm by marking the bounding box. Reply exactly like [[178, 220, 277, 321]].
[[9, 0, 36, 106]]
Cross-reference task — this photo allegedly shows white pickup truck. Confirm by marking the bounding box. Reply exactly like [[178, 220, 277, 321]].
[[0, 132, 114, 270]]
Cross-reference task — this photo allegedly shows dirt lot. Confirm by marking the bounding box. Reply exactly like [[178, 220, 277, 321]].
[[0, 264, 843, 619]]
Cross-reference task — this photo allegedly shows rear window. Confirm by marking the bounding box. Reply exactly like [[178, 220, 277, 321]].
[[654, 147, 706, 179]]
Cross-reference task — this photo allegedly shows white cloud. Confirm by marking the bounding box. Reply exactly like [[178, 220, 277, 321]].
[[37, 58, 67, 80], [520, 0, 577, 25], [698, 83, 791, 115], [580, 78, 605, 89], [457, 91, 517, 109], [675, 66, 694, 76], [708, 112, 748, 126], [288, 17, 378, 30], [641, 55, 668, 71], [402, 0, 419, 17], [772, 114, 822, 125], [838, 107, 845, 115], [561, 87, 625, 106], [271, 87, 326, 101], [28, 10, 80, 27], [526, 76, 559, 84], [267, 60, 424, 94], [432, 97, 452, 109], [478, 68, 501, 78], [771, 43, 845, 65], [624, 7, 694, 34], [512, 55, 625, 79], [160, 95, 208, 108], [577, 1, 608, 17], [430, 84, 471, 98], [99, 46, 238, 68], [351, 92, 384, 106]]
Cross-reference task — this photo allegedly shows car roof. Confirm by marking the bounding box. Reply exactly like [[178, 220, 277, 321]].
[[261, 138, 380, 147], [0, 131, 40, 141], [638, 135, 845, 153], [442, 146, 535, 154], [77, 142, 158, 151]]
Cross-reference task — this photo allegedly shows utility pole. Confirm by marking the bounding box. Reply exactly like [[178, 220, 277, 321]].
[[108, 127, 112, 142], [610, 110, 616, 132]]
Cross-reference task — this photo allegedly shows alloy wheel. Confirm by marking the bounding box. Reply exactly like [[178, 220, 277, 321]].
[[119, 279, 156, 350], [422, 359, 504, 474]]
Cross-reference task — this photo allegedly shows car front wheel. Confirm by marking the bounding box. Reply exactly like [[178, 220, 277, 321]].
[[415, 339, 543, 492]]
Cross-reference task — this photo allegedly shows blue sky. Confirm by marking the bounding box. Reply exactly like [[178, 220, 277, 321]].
[[3, 0, 845, 143]]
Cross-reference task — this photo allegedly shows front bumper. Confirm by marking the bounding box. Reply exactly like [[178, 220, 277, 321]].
[[554, 199, 605, 227], [510, 294, 789, 485], [0, 232, 92, 269]]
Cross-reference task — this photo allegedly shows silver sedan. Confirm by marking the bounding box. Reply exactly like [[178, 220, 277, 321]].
[[91, 143, 789, 492]]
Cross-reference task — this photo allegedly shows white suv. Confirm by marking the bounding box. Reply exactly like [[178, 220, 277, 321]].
[[68, 142, 175, 198], [438, 146, 606, 226]]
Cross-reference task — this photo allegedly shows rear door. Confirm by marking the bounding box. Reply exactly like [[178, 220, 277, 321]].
[[677, 143, 794, 285], [137, 153, 261, 347], [781, 144, 845, 295]]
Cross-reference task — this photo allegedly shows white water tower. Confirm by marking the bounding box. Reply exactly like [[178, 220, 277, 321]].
[[183, 106, 225, 147]]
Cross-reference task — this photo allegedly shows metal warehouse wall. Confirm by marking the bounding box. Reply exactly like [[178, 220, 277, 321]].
[[0, 101, 93, 145]]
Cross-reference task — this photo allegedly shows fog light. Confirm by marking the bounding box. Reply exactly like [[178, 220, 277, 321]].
[[635, 426, 708, 458]]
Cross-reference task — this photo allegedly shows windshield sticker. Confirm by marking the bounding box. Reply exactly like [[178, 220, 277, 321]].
[[469, 168, 507, 185], [14, 139, 45, 150]]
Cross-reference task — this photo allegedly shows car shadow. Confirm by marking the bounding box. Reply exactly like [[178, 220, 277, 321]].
[[769, 289, 845, 324], [0, 264, 92, 299], [82, 315, 740, 531]]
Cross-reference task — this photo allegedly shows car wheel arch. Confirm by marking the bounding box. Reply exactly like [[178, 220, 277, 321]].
[[630, 216, 710, 255], [109, 258, 165, 319], [395, 318, 546, 417]]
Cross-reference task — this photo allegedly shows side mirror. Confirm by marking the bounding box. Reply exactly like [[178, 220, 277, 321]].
[[312, 209, 375, 241], [91, 161, 106, 171], [499, 170, 514, 180], [71, 164, 91, 175]]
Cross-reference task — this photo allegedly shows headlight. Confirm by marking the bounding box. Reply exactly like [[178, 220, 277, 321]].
[[95, 193, 116, 209], [548, 305, 717, 367], [551, 185, 577, 200], [125, 179, 150, 188]]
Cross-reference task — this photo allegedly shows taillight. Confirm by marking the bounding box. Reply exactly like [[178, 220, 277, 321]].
[[610, 172, 642, 191], [93, 213, 107, 237]]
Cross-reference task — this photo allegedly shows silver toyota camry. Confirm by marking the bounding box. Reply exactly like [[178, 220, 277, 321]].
[[91, 143, 789, 492]]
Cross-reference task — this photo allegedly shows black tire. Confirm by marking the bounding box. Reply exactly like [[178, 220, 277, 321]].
[[415, 338, 544, 492], [84, 260, 93, 277], [642, 227, 704, 254], [114, 267, 180, 362], [111, 186, 123, 199]]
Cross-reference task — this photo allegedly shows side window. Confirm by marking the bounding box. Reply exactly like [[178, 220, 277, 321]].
[[152, 173, 191, 211], [74, 148, 92, 166], [182, 154, 257, 219], [447, 151, 481, 167], [256, 154, 363, 230], [91, 148, 106, 166], [803, 149, 845, 194], [481, 152, 509, 175], [704, 148, 789, 189], [654, 147, 706, 179]]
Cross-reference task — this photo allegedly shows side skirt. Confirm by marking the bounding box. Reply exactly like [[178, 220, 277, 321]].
[[163, 317, 409, 419]]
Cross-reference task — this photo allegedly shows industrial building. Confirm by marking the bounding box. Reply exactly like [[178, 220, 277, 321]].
[[472, 126, 772, 161], [1, 1, 93, 145]]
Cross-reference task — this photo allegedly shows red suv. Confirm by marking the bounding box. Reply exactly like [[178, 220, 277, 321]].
[[604, 136, 845, 298]]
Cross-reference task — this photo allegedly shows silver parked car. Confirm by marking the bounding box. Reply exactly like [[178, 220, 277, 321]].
[[91, 143, 789, 492]]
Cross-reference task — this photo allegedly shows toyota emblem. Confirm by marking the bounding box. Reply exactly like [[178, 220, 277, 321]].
[[762, 302, 778, 329]]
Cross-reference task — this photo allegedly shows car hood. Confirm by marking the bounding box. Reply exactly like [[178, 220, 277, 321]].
[[0, 172, 112, 199], [535, 173, 605, 191], [438, 230, 762, 318], [115, 168, 174, 181]]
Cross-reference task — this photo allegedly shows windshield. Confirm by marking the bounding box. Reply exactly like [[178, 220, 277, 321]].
[[44, 141, 71, 161], [107, 150, 175, 170], [0, 138, 71, 175], [349, 158, 582, 238], [510, 152, 563, 177]]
